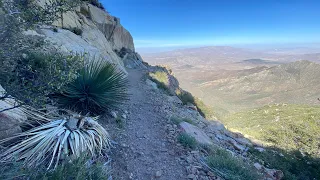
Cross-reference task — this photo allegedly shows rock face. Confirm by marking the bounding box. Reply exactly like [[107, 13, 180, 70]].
[[35, 2, 138, 73], [0, 85, 27, 139]]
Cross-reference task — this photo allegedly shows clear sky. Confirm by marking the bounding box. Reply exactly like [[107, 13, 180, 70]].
[[102, 0, 320, 49]]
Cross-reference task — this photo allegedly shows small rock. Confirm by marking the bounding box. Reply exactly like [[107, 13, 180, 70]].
[[129, 173, 134, 179], [186, 155, 193, 163], [228, 139, 246, 152], [22, 53, 28, 59], [122, 114, 127, 119], [155, 170, 162, 178], [110, 111, 117, 118], [254, 162, 263, 170], [199, 170, 206, 176], [191, 166, 197, 174], [121, 143, 128, 148], [191, 150, 199, 154], [207, 171, 215, 177], [187, 174, 196, 179], [254, 147, 265, 152], [146, 79, 158, 89], [124, 110, 128, 114]]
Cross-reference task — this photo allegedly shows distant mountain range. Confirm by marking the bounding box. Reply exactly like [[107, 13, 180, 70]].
[[142, 46, 320, 68], [142, 46, 320, 117]]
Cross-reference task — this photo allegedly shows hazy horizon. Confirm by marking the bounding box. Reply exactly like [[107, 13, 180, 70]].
[[103, 0, 320, 51], [136, 43, 320, 54]]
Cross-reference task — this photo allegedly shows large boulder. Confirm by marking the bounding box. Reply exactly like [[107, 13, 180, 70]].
[[0, 85, 27, 139], [179, 122, 213, 146]]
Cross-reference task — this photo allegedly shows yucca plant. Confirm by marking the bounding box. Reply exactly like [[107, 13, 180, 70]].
[[53, 60, 128, 115], [0, 116, 111, 169]]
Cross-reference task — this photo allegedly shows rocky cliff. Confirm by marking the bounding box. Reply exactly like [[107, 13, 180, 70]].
[[32, 1, 143, 72]]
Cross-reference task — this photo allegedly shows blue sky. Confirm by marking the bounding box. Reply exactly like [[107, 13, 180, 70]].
[[102, 0, 320, 49]]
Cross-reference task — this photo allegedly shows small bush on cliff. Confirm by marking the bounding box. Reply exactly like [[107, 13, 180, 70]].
[[54, 60, 128, 115], [205, 145, 262, 180], [148, 71, 173, 95], [171, 116, 195, 125], [177, 132, 197, 149], [176, 90, 216, 119]]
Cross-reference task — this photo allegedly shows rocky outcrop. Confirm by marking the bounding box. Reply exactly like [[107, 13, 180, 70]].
[[179, 122, 213, 146], [254, 163, 284, 180], [0, 85, 27, 139], [34, 1, 138, 73]]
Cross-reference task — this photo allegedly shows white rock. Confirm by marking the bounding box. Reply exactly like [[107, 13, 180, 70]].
[[254, 147, 265, 152], [0, 85, 27, 139], [110, 111, 117, 118], [227, 138, 246, 152], [146, 79, 158, 89], [155, 170, 162, 178], [179, 122, 213, 145]]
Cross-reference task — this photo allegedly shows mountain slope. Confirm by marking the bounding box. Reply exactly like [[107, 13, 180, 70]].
[[223, 104, 320, 156], [190, 60, 320, 116]]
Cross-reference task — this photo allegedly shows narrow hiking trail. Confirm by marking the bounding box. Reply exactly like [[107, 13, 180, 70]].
[[109, 68, 187, 180]]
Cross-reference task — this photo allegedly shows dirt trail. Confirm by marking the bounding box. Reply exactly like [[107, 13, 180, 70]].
[[109, 68, 187, 180]]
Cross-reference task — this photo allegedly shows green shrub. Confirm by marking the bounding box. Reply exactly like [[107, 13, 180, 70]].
[[148, 71, 173, 95], [177, 132, 197, 149], [0, 155, 110, 180], [177, 91, 194, 105], [54, 60, 128, 115], [0, 51, 84, 108], [223, 104, 320, 156], [205, 145, 262, 180], [177, 90, 216, 119], [171, 116, 195, 125]]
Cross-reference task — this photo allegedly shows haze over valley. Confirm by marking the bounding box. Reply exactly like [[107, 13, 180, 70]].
[[142, 46, 320, 117]]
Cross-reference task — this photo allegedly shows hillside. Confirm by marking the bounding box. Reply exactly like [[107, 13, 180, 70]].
[[224, 104, 320, 156], [198, 60, 320, 114]]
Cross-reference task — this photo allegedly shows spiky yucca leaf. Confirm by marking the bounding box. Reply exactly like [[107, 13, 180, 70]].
[[53, 60, 128, 115], [0, 117, 111, 169]]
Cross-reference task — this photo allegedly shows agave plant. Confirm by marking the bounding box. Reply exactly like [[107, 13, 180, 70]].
[[0, 116, 111, 169], [53, 60, 128, 115]]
